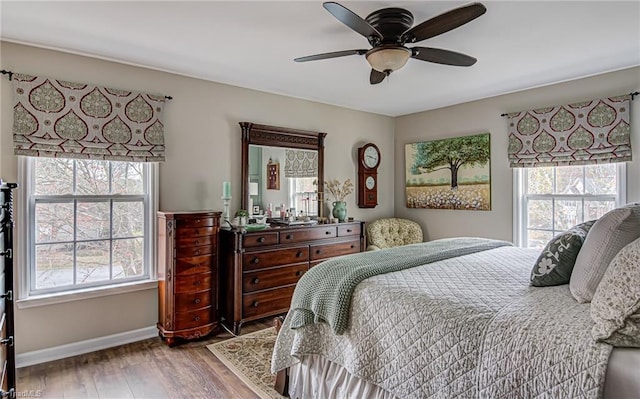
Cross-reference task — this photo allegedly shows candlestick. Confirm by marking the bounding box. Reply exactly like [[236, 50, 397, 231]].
[[222, 181, 231, 198], [221, 196, 232, 227]]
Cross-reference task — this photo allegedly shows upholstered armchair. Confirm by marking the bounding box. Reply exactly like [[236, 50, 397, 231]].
[[366, 218, 424, 251]]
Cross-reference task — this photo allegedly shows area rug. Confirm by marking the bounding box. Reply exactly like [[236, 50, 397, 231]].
[[207, 327, 285, 399]]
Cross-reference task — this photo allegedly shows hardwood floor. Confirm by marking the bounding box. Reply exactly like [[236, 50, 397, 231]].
[[17, 319, 274, 399]]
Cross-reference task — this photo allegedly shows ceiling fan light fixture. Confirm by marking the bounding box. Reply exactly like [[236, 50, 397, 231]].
[[365, 46, 411, 73]]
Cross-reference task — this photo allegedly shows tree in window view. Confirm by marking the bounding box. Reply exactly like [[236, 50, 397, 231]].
[[34, 159, 145, 290]]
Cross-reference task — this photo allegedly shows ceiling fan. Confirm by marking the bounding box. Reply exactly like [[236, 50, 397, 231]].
[[295, 2, 487, 84]]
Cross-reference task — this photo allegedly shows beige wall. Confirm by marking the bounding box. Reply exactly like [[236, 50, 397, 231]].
[[395, 67, 640, 241], [0, 42, 395, 353]]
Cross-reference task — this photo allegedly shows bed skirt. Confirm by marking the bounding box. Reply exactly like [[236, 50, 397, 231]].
[[288, 350, 640, 399], [288, 355, 396, 399]]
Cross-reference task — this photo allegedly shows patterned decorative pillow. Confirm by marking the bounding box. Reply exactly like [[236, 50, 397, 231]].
[[530, 220, 595, 287], [570, 203, 640, 303], [591, 237, 640, 347]]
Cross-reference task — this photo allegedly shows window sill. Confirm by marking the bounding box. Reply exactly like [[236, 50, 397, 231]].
[[16, 280, 158, 309]]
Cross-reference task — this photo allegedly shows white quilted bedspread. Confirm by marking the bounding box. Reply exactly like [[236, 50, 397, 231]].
[[271, 246, 612, 399]]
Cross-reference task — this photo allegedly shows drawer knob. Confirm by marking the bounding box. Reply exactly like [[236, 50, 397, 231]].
[[350, 245, 355, 249], [325, 231, 331, 235], [316, 250, 321, 254], [194, 280, 201, 286], [296, 270, 302, 276], [296, 251, 303, 257], [252, 258, 260, 264], [194, 249, 200, 255], [194, 240, 200, 245], [347, 229, 352, 233], [194, 316, 201, 321], [194, 298, 201, 304], [195, 219, 201, 223], [252, 301, 259, 307], [252, 277, 260, 284], [286, 234, 292, 240], [258, 237, 265, 243]]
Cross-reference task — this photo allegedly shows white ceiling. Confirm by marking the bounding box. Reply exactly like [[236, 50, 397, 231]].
[[1, 1, 639, 117]]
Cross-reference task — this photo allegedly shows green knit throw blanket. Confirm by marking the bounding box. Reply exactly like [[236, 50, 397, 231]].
[[289, 237, 512, 334]]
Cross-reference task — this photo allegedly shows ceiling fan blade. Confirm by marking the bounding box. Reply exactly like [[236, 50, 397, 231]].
[[294, 49, 367, 62], [370, 69, 387, 85], [323, 2, 382, 41], [402, 2, 486, 43], [411, 47, 477, 66]]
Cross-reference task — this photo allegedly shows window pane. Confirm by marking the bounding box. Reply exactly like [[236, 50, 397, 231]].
[[585, 164, 616, 194], [554, 199, 582, 231], [35, 243, 74, 289], [113, 238, 144, 279], [76, 160, 110, 195], [35, 202, 74, 243], [526, 167, 553, 194], [585, 200, 616, 221], [76, 240, 110, 284], [77, 201, 110, 240], [34, 158, 73, 195], [528, 230, 553, 249], [113, 201, 144, 238], [527, 200, 552, 229], [555, 166, 583, 194], [112, 162, 144, 194]]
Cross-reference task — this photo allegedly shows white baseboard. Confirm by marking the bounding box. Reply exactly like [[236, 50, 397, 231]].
[[16, 326, 158, 368]]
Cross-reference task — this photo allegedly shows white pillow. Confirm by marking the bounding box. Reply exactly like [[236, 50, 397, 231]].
[[570, 203, 640, 303], [591, 237, 640, 347]]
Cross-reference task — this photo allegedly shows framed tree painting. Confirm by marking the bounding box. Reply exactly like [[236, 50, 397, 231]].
[[405, 132, 491, 210]]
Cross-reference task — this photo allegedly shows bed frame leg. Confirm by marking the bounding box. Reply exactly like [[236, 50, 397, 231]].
[[273, 316, 289, 395], [275, 368, 289, 396]]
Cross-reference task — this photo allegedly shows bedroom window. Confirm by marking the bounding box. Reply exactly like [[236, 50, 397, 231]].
[[20, 157, 157, 298], [514, 163, 625, 248], [288, 177, 318, 216]]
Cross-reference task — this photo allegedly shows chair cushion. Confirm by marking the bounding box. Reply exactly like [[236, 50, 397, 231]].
[[591, 237, 640, 347], [530, 220, 595, 287], [570, 203, 640, 303], [366, 218, 423, 250]]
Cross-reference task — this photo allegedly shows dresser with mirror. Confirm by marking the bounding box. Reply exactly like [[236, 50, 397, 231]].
[[219, 123, 365, 334]]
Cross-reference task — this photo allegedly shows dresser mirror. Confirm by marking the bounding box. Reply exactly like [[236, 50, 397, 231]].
[[240, 122, 326, 219]]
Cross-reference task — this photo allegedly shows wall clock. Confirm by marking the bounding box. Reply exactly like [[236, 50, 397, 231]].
[[358, 143, 380, 208]]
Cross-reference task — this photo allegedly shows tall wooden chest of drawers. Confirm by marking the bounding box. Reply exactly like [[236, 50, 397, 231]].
[[219, 221, 365, 334], [157, 211, 221, 346]]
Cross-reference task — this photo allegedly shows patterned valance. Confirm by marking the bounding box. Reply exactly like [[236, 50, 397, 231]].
[[285, 149, 318, 178], [12, 73, 166, 162], [507, 94, 631, 168]]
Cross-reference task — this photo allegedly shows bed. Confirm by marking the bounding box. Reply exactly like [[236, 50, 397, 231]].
[[271, 237, 640, 399]]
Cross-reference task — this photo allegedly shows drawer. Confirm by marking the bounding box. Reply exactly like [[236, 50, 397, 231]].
[[176, 216, 216, 229], [243, 263, 308, 293], [338, 224, 361, 237], [175, 255, 213, 276], [310, 239, 360, 261], [175, 226, 216, 239], [175, 290, 212, 311], [244, 246, 309, 271], [176, 244, 214, 258], [242, 285, 296, 319], [176, 235, 214, 248], [174, 306, 212, 330], [280, 227, 337, 244], [243, 232, 279, 248], [174, 273, 211, 294]]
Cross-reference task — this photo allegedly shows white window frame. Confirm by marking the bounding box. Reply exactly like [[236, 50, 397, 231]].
[[513, 163, 626, 247], [16, 157, 158, 308]]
